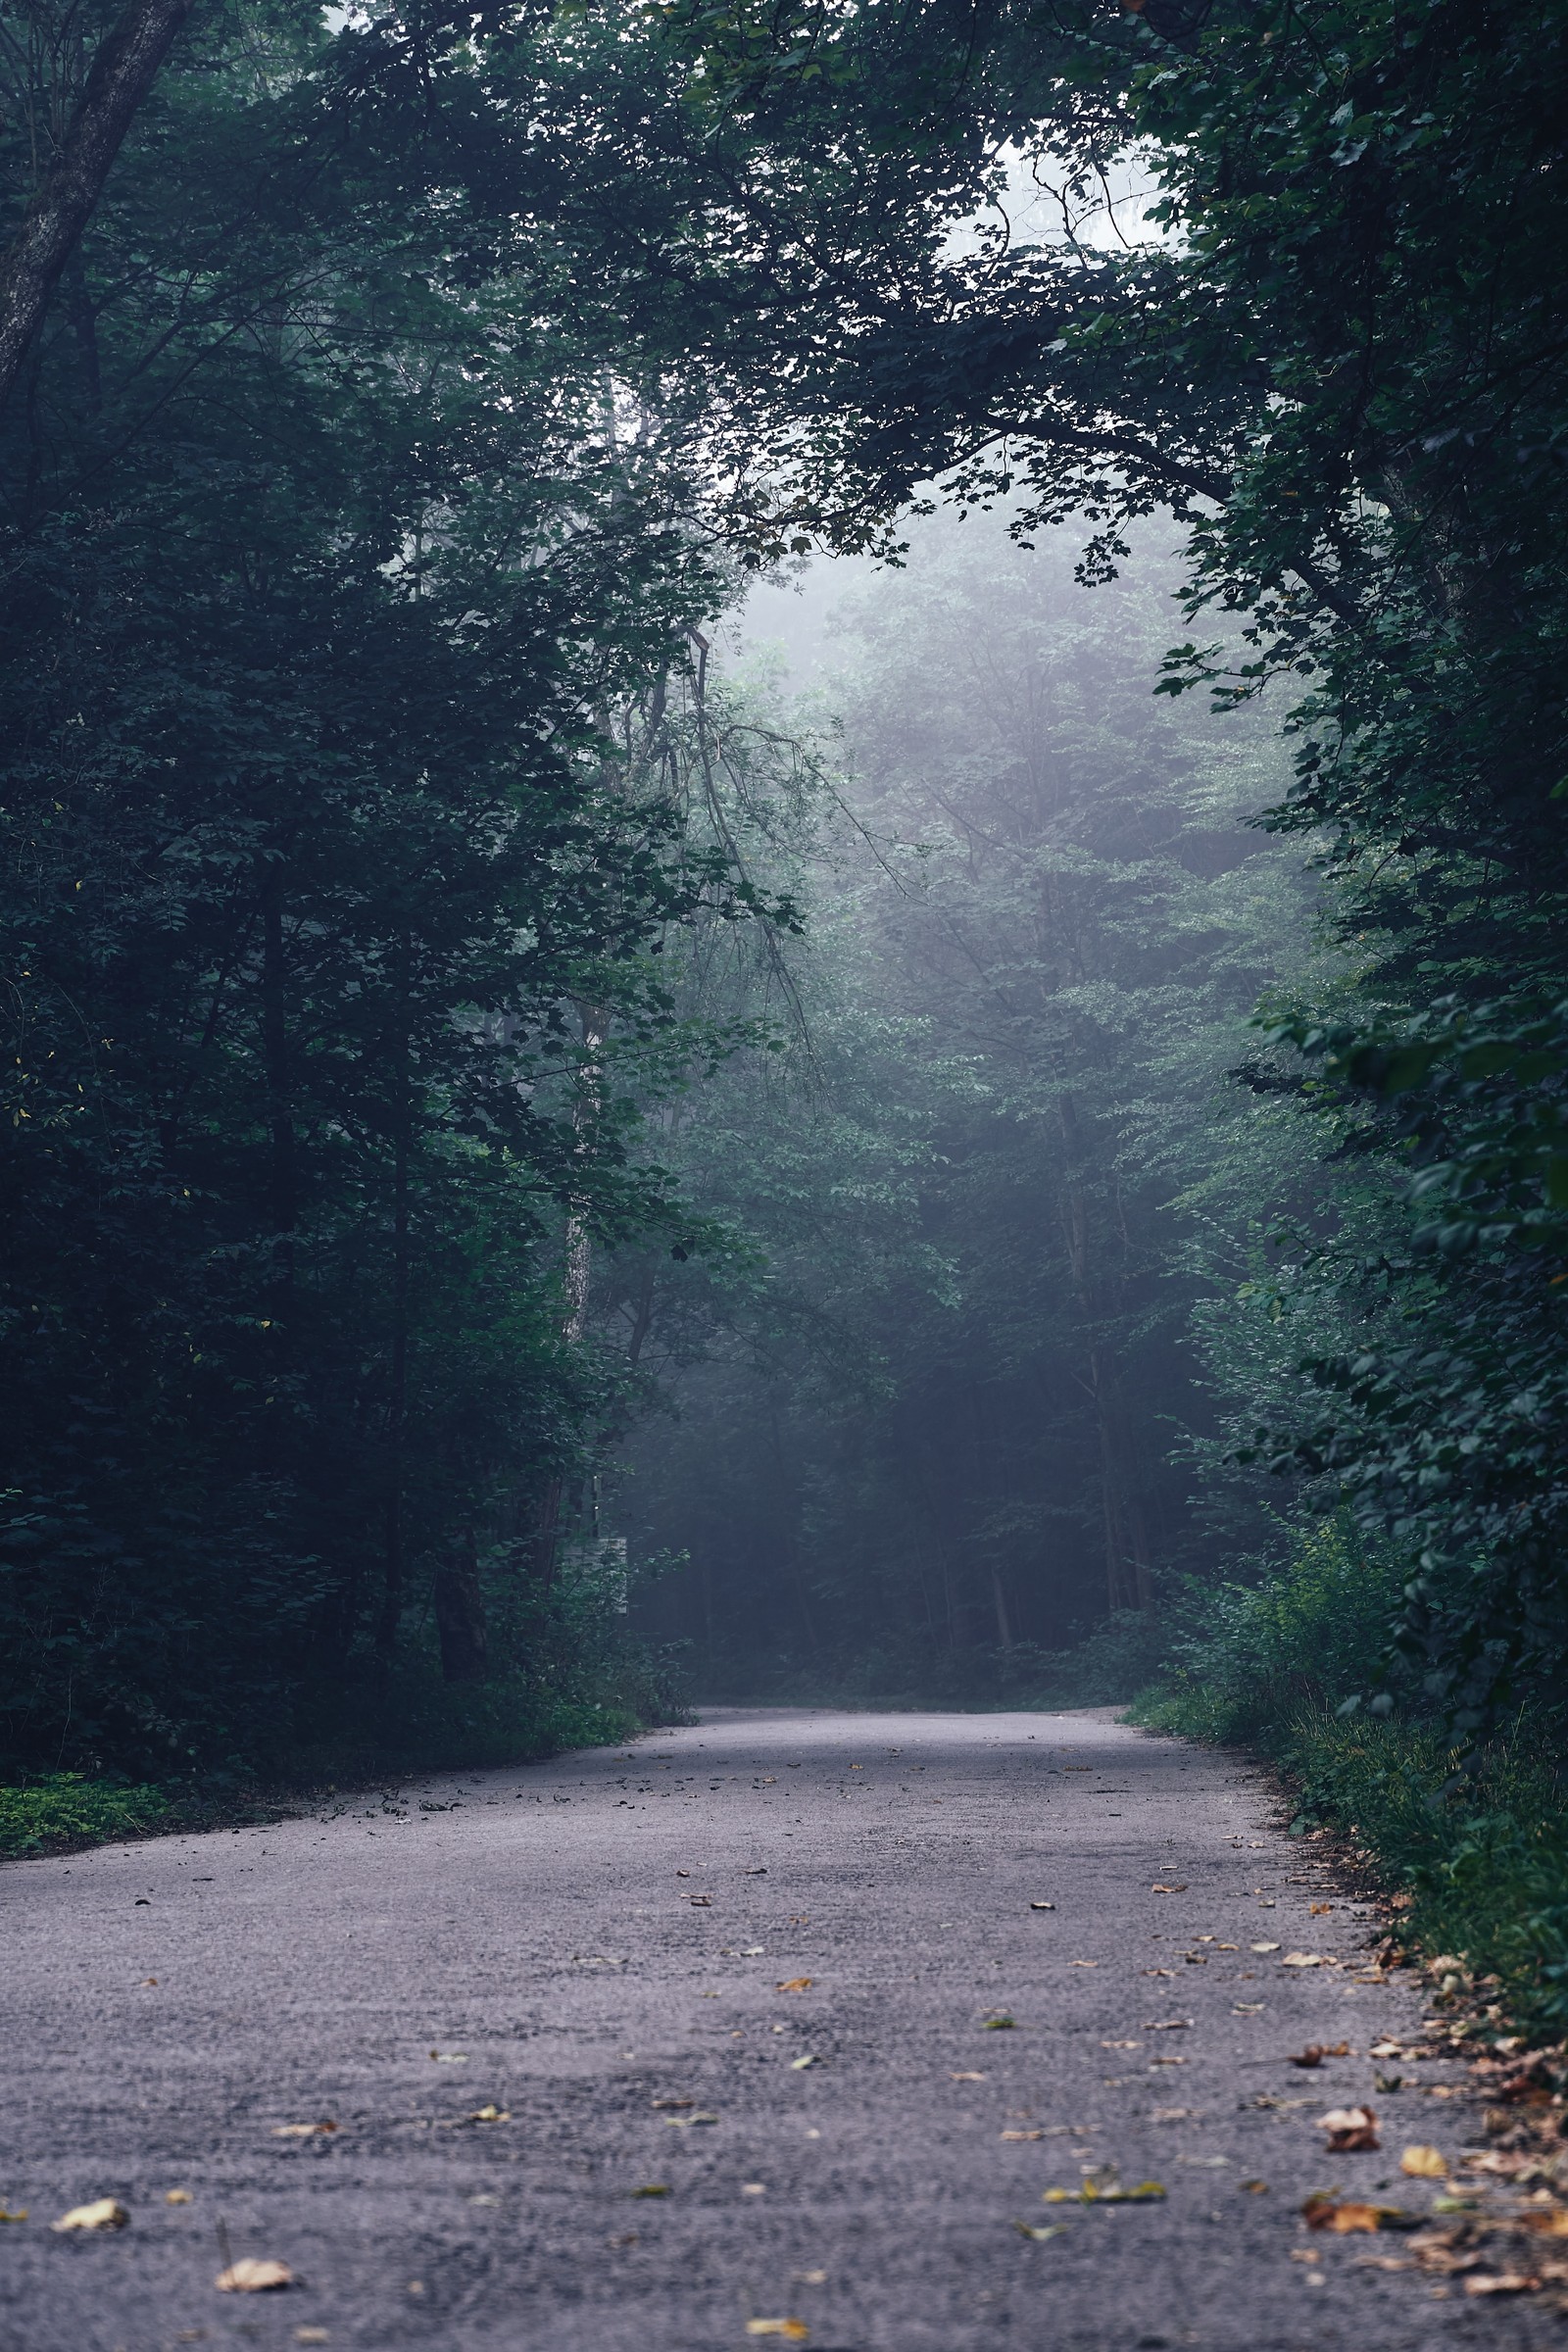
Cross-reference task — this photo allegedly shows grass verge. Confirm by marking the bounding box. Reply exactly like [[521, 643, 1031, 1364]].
[[1132, 1684, 1568, 2040]]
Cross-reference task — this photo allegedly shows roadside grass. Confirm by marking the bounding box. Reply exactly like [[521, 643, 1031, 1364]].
[[1, 1651, 686, 1861], [0, 1773, 171, 1858], [1132, 1682, 1568, 2039]]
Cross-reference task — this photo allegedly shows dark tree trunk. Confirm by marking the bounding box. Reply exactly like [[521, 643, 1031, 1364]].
[[0, 0, 197, 414], [434, 1528, 488, 1685]]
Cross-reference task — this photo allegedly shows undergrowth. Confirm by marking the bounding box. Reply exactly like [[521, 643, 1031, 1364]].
[[1129, 1519, 1568, 2037]]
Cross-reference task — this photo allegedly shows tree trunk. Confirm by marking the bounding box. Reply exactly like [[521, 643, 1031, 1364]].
[[0, 0, 197, 414], [434, 1527, 488, 1685]]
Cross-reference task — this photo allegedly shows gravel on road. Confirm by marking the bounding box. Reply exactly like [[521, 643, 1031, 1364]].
[[1, 1706, 1553, 2351]]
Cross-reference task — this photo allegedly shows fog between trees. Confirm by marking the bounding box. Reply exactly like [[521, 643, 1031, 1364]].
[[616, 514, 1344, 1698]]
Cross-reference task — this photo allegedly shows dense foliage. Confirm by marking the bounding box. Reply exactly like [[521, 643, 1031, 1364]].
[[3, 0, 1565, 1783]]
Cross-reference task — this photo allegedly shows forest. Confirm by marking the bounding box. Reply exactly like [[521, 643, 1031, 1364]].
[[2, 0, 1566, 1996]]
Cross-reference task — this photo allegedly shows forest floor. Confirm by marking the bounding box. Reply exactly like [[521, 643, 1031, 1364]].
[[1, 1706, 1558, 2352]]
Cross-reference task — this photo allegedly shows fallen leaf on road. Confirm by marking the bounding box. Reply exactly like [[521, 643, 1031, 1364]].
[[1401, 2145, 1448, 2179], [166, 2190, 192, 2206], [1102, 2039, 1141, 2050], [745, 2320, 809, 2339], [295, 2330, 329, 2345], [1151, 1884, 1188, 1894], [52, 2201, 128, 2232], [1215, 1943, 1239, 1951], [272, 2122, 337, 2137], [1240, 2180, 1269, 2194], [741, 2183, 766, 2195], [1233, 2003, 1266, 2015], [688, 1895, 713, 1907], [0, 2208, 27, 2224], [1142, 2018, 1193, 2032], [1013, 2221, 1068, 2240], [632, 2184, 670, 2198], [1319, 2105, 1380, 2152], [1029, 1901, 1055, 1911], [1250, 1943, 1281, 1954], [1001, 2130, 1044, 2141], [217, 2259, 293, 2292], [664, 2112, 718, 2128], [467, 2106, 510, 2124], [1143, 1967, 1175, 1978], [1282, 1953, 1326, 1969], [1289, 2044, 1349, 2069], [983, 2015, 1017, 2030], [1463, 2275, 1541, 2296], [776, 1978, 812, 1993], [1068, 1960, 1099, 1969], [428, 2051, 467, 2063], [1369, 2040, 1404, 2059], [950, 2072, 986, 2082], [1310, 1904, 1334, 1916], [1302, 2194, 1413, 2233], [790, 2055, 818, 2070], [1044, 2180, 1166, 2205], [1150, 2056, 1188, 2067], [676, 1870, 691, 1877]]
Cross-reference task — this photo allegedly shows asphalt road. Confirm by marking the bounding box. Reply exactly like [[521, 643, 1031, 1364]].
[[1, 1706, 1553, 2352]]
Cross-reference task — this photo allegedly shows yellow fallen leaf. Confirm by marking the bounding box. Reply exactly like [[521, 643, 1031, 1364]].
[[0, 2207, 27, 2224], [166, 2188, 192, 2206], [468, 2105, 511, 2123], [1250, 1942, 1281, 1954], [983, 2014, 1016, 2030], [1001, 2130, 1044, 2141], [52, 2200, 128, 2232], [664, 2111, 718, 2128], [790, 2054, 818, 2070], [272, 2122, 337, 2138], [746, 2321, 809, 2340], [1012, 2221, 1068, 2240], [294, 2332, 330, 2346], [1282, 1952, 1325, 1969], [1401, 2145, 1448, 2179], [776, 1979, 813, 1993], [217, 2258, 293, 2292], [632, 2184, 670, 2197]]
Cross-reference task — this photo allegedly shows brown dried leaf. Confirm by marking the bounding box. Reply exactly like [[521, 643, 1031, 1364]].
[[1319, 2105, 1380, 2152], [1302, 2195, 1410, 2234], [1150, 1884, 1188, 1894], [1290, 2044, 1349, 2069], [776, 1978, 812, 1993], [745, 2321, 809, 2339], [216, 2259, 293, 2292], [272, 2122, 337, 2138], [1463, 2275, 1542, 2297]]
